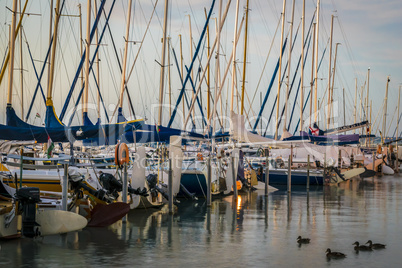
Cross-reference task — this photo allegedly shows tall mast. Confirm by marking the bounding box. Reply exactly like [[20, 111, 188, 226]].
[[19, 0, 24, 118], [6, 0, 18, 106], [240, 0, 250, 115], [383, 76, 390, 139], [204, 9, 211, 120], [158, 0, 169, 126], [369, 100, 372, 145], [358, 85, 364, 134], [48, 0, 54, 88], [274, 0, 286, 140], [47, 0, 61, 102], [117, 0, 133, 115], [283, 0, 295, 133], [168, 37, 172, 117], [326, 14, 334, 129], [179, 34, 185, 124], [299, 0, 305, 132], [0, 0, 28, 87], [230, 0, 240, 112], [78, 4, 84, 116], [309, 22, 316, 127], [187, 14, 195, 120], [82, 0, 92, 117], [313, 0, 320, 124], [212, 0, 223, 145], [329, 42, 340, 128], [365, 67, 370, 144], [343, 88, 345, 126], [93, 0, 101, 121]]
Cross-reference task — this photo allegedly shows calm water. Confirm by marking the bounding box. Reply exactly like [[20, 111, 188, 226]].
[[1, 175, 402, 267]]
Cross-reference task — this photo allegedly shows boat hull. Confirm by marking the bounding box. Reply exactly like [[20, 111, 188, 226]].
[[260, 169, 324, 186]]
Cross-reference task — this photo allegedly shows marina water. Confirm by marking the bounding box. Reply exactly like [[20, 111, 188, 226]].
[[1, 175, 401, 267]]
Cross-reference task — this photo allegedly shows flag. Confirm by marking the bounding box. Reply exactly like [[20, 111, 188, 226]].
[[47, 136, 54, 158], [309, 125, 319, 136], [36, 113, 41, 118], [155, 124, 160, 134]]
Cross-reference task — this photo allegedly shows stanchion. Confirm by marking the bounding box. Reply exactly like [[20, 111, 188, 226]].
[[122, 163, 128, 222], [231, 156, 238, 200], [307, 155, 310, 190], [207, 156, 212, 206], [168, 159, 174, 214], [19, 148, 23, 188], [62, 163, 68, 211], [287, 155, 291, 193]]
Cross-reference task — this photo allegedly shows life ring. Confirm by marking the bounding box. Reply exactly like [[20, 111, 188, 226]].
[[197, 152, 204, 161], [115, 143, 130, 167], [377, 145, 382, 155]]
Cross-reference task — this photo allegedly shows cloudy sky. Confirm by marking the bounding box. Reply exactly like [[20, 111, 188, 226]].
[[0, 0, 401, 136]]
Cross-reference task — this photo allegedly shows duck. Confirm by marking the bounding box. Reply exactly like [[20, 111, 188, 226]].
[[326, 248, 346, 258], [366, 240, 386, 249], [297, 236, 310, 244], [353, 241, 372, 251]]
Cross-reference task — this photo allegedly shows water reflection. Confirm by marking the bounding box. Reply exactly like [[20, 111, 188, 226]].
[[1, 175, 402, 267]]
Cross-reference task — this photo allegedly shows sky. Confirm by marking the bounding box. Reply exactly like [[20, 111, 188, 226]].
[[0, 0, 401, 137]]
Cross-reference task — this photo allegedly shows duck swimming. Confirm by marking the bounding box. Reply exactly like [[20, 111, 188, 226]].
[[366, 240, 386, 249], [353, 241, 372, 251], [325, 248, 346, 258], [297, 236, 310, 244]]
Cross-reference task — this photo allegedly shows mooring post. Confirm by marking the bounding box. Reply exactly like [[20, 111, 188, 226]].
[[372, 151, 375, 172], [264, 148, 269, 196], [207, 156, 212, 206], [307, 155, 310, 190], [231, 155, 238, 199], [19, 148, 23, 188], [122, 163, 128, 222], [62, 163, 68, 211], [287, 155, 292, 193], [123, 163, 128, 203], [168, 158, 173, 214]]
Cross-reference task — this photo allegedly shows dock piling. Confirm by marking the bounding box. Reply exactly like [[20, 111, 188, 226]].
[[231, 156, 238, 200], [207, 156, 212, 206], [307, 155, 310, 190], [62, 163, 68, 211], [372, 152, 375, 172], [168, 158, 174, 214], [287, 155, 291, 193]]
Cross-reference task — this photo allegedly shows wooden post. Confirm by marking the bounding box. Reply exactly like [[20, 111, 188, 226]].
[[307, 155, 310, 190], [338, 149, 341, 169], [372, 151, 375, 171], [19, 148, 23, 188], [122, 163, 128, 222], [231, 156, 238, 199], [62, 163, 68, 211], [287, 155, 291, 193], [123, 163, 128, 203], [265, 149, 269, 196], [207, 156, 212, 206], [168, 158, 173, 214]]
